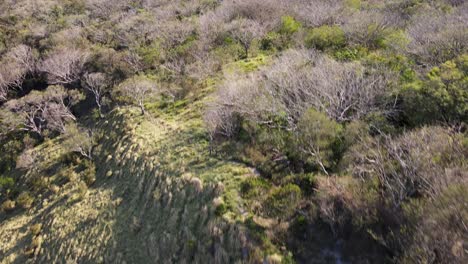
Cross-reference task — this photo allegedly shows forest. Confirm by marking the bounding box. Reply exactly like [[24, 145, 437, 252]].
[[0, 0, 467, 263]]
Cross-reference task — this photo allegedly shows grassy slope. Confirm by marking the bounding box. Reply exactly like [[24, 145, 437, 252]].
[[0, 80, 284, 263]]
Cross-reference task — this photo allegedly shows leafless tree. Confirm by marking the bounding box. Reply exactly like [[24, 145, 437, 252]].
[[407, 6, 467, 66], [116, 75, 159, 115], [82, 72, 109, 116], [342, 9, 399, 49], [123, 50, 145, 74], [348, 126, 467, 208], [204, 72, 276, 138], [205, 49, 394, 138], [0, 45, 35, 101], [199, 0, 288, 47], [226, 18, 265, 58], [262, 49, 393, 126], [4, 86, 82, 136], [39, 47, 90, 85], [292, 0, 344, 27]]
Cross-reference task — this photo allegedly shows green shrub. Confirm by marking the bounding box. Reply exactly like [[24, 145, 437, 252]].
[[333, 47, 367, 61], [278, 16, 301, 36], [1, 199, 15, 212], [400, 55, 468, 125], [305, 25, 345, 50], [79, 159, 96, 186], [215, 202, 227, 216], [17, 191, 34, 209], [295, 109, 343, 174], [345, 0, 361, 9], [30, 223, 42, 236], [264, 184, 301, 218], [0, 176, 14, 191], [240, 177, 271, 199], [381, 29, 409, 51], [260, 32, 282, 51], [136, 42, 161, 67], [294, 173, 317, 196]]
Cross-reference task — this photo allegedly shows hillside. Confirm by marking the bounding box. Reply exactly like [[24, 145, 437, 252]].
[[1, 0, 467, 263]]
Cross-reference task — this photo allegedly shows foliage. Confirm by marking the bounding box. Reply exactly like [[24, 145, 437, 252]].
[[401, 54, 468, 125], [305, 25, 345, 50], [264, 184, 301, 219], [16, 191, 34, 209], [295, 109, 343, 175], [115, 75, 160, 115]]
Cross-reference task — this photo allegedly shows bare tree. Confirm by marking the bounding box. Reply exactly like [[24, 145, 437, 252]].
[[204, 72, 277, 138], [226, 18, 265, 58], [342, 9, 399, 49], [205, 49, 394, 139], [407, 7, 467, 66], [262, 49, 393, 126], [199, 0, 288, 47], [39, 47, 90, 85], [292, 0, 344, 27], [4, 86, 82, 136], [116, 75, 159, 115], [0, 45, 35, 101], [348, 126, 467, 208], [82, 72, 109, 116]]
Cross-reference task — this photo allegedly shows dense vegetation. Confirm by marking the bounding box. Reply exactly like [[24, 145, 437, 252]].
[[0, 0, 467, 263]]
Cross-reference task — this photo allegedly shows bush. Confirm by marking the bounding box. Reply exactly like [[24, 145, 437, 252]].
[[215, 202, 227, 216], [279, 16, 301, 35], [400, 184, 468, 263], [294, 173, 317, 196], [30, 223, 42, 236], [240, 177, 271, 199], [0, 176, 14, 191], [305, 25, 345, 50], [1, 199, 16, 212], [17, 191, 34, 209], [295, 109, 343, 175], [400, 55, 468, 125], [264, 184, 301, 219], [348, 126, 467, 209]]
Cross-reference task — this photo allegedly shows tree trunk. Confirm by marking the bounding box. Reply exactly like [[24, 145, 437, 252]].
[[139, 102, 146, 115]]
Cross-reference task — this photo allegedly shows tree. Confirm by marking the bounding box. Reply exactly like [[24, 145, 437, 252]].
[[39, 47, 90, 85], [204, 72, 276, 138], [226, 18, 265, 58], [343, 9, 398, 49], [295, 109, 343, 175], [348, 126, 467, 208], [401, 54, 468, 125], [0, 45, 35, 101], [205, 49, 394, 140], [82, 72, 109, 117], [292, 0, 343, 27], [116, 75, 159, 115], [3, 86, 83, 136], [407, 7, 467, 66], [63, 123, 95, 159], [261, 49, 393, 125]]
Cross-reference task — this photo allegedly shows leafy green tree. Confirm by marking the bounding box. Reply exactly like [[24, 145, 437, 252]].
[[295, 109, 343, 175], [401, 55, 468, 125]]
